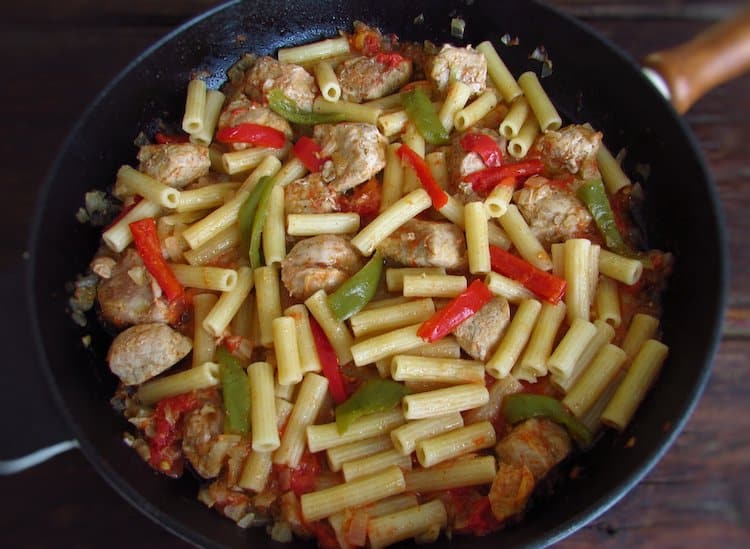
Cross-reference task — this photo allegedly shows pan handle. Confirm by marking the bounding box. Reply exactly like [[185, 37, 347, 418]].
[[642, 6, 750, 114], [0, 261, 78, 475]]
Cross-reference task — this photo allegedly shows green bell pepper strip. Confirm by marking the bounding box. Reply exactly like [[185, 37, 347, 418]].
[[401, 88, 450, 145], [248, 176, 277, 269], [335, 378, 408, 434], [327, 251, 384, 322], [576, 178, 629, 255], [238, 175, 273, 258], [216, 346, 250, 435], [503, 393, 593, 447], [267, 89, 344, 125]]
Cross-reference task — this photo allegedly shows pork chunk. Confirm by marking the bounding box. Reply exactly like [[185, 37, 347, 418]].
[[376, 219, 467, 271], [107, 323, 192, 385], [488, 461, 536, 522], [97, 248, 179, 327], [495, 418, 572, 481], [428, 45, 487, 97], [281, 235, 364, 300], [489, 418, 572, 521], [284, 172, 340, 214], [453, 297, 510, 360], [137, 143, 210, 188], [336, 55, 413, 102], [218, 95, 293, 150], [534, 124, 602, 178], [181, 391, 243, 479], [244, 56, 317, 111], [314, 123, 387, 192], [513, 178, 593, 247]]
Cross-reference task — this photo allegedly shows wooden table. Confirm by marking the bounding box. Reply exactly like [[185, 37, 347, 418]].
[[1, 0, 748, 547]]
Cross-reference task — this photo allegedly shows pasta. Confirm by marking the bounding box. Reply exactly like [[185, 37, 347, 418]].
[[182, 78, 207, 134], [476, 41, 523, 102], [82, 23, 674, 548], [402, 274, 467, 298], [497, 205, 553, 271], [287, 212, 360, 235], [350, 189, 432, 256], [190, 89, 225, 147], [114, 165, 180, 209], [315, 60, 342, 102], [415, 421, 496, 467], [202, 266, 254, 338], [326, 435, 394, 472], [464, 201, 491, 274], [485, 299, 542, 379], [438, 80, 472, 132], [601, 340, 669, 430], [454, 90, 499, 131], [277, 36, 351, 65], [517, 71, 562, 131], [499, 97, 530, 139], [402, 384, 489, 420], [247, 361, 281, 451], [390, 413, 464, 455]]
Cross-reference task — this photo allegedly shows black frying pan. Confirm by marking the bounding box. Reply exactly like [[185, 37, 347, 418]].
[[25, 0, 728, 547]]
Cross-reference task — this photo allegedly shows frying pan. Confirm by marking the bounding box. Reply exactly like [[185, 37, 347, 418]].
[[18, 0, 739, 546]]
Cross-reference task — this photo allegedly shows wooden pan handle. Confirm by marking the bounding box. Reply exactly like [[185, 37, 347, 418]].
[[643, 7, 750, 114]]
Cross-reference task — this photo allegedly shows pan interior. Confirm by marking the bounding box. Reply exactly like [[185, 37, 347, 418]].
[[28, 1, 726, 547]]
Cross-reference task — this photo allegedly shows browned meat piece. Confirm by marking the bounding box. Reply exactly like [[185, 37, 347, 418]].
[[97, 248, 180, 327], [534, 124, 602, 178], [218, 95, 293, 151], [489, 418, 572, 521], [452, 297, 510, 360], [488, 461, 535, 522], [314, 123, 387, 192], [137, 143, 210, 188], [513, 177, 593, 247], [181, 390, 247, 480], [281, 235, 364, 300], [243, 56, 317, 111], [428, 45, 487, 97], [107, 323, 192, 385], [284, 172, 340, 214], [376, 219, 467, 271], [447, 128, 507, 191], [495, 418, 572, 481], [335, 55, 413, 102]]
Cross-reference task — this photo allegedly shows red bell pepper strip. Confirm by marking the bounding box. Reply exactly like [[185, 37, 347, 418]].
[[489, 245, 566, 304], [215, 123, 286, 148], [417, 279, 494, 343], [309, 316, 348, 404], [337, 177, 381, 223], [129, 217, 184, 302], [154, 132, 190, 144], [396, 144, 448, 208], [460, 133, 503, 168], [293, 136, 326, 172], [464, 159, 545, 195]]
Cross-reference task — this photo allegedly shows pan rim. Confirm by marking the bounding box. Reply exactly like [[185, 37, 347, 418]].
[[26, 0, 729, 547]]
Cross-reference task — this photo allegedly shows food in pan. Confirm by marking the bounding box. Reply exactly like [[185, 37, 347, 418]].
[[75, 22, 672, 547]]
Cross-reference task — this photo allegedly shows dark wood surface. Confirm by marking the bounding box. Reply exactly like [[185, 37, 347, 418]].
[[2, 0, 749, 547]]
